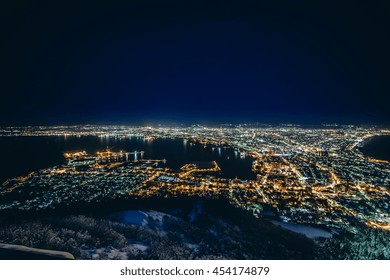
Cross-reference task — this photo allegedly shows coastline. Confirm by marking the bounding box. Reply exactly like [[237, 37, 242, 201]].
[[358, 135, 390, 162]]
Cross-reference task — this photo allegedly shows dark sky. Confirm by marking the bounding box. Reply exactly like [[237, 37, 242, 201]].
[[1, 0, 389, 125]]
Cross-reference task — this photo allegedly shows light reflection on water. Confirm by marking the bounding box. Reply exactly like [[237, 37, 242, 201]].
[[0, 136, 256, 183]]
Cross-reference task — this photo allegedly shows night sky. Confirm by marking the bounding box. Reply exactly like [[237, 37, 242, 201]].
[[1, 0, 389, 126]]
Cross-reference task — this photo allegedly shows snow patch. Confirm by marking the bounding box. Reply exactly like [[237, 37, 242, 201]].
[[116, 210, 148, 226], [271, 220, 332, 239], [143, 210, 169, 224]]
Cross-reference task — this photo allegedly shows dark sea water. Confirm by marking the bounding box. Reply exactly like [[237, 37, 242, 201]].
[[359, 135, 390, 161], [0, 136, 255, 184]]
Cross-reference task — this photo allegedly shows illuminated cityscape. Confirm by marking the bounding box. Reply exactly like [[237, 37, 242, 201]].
[[1, 124, 389, 234], [1, 0, 390, 264]]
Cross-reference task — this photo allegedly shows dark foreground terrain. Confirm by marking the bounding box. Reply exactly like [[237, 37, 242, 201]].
[[0, 197, 388, 259]]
